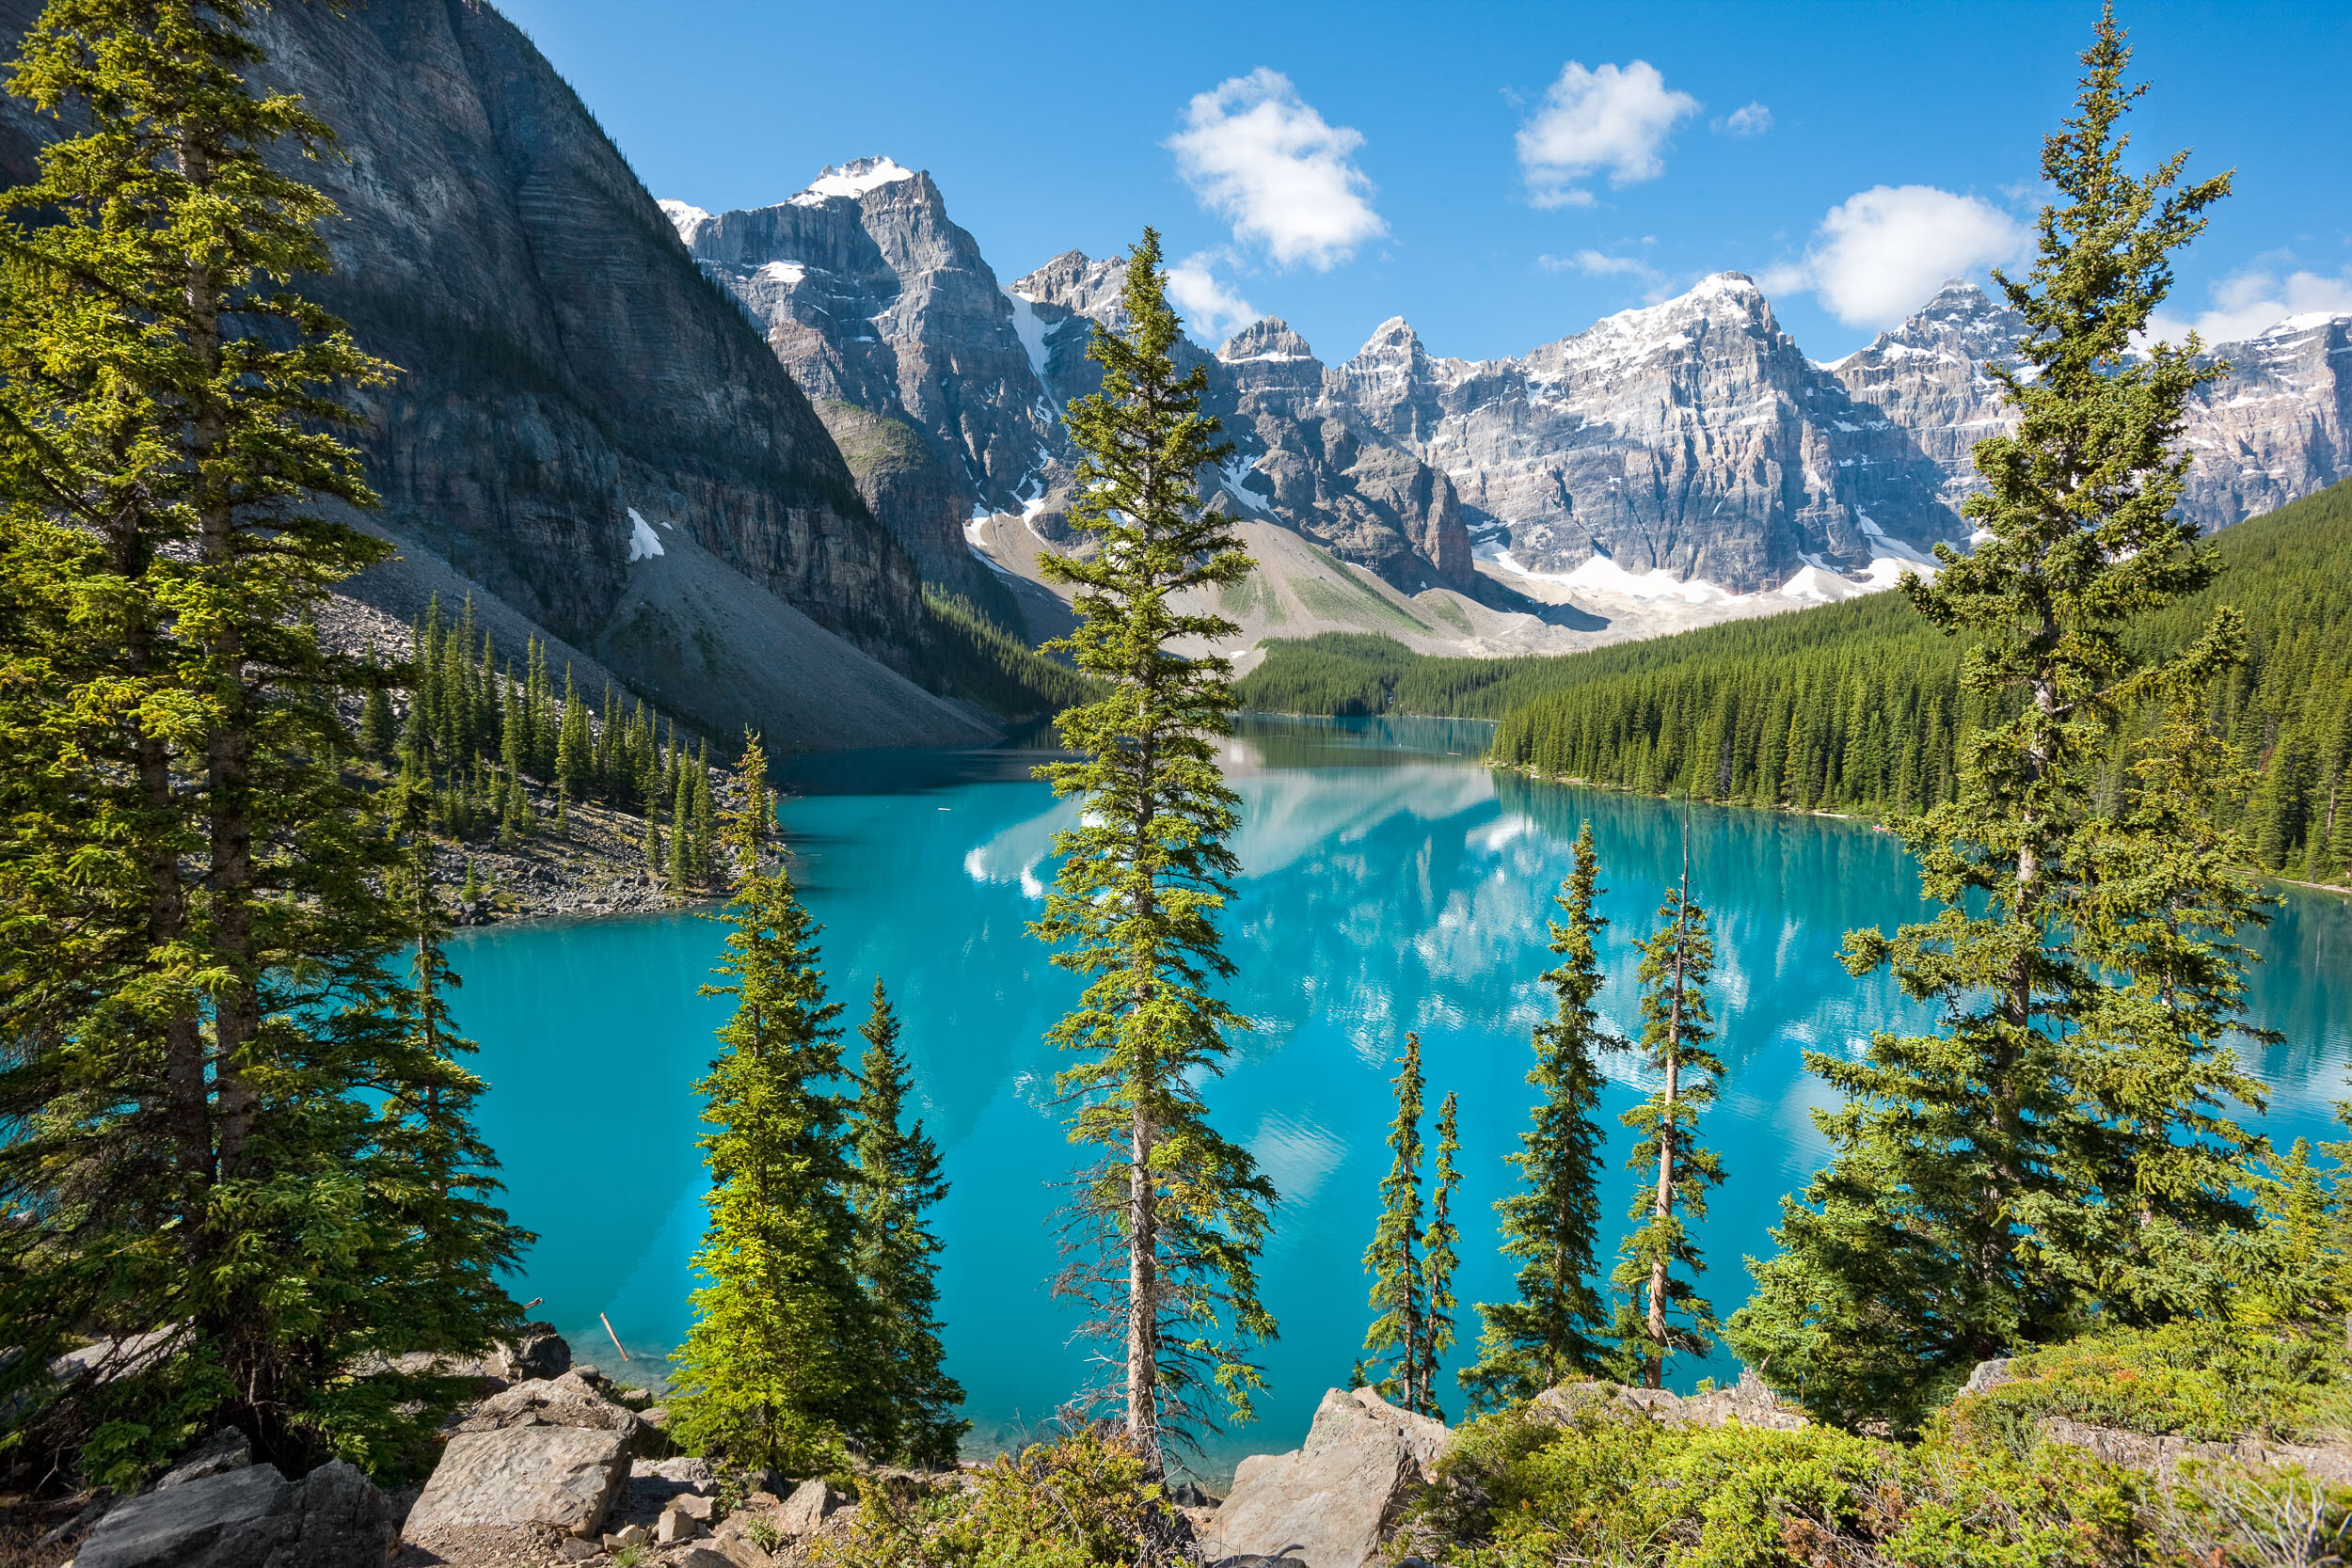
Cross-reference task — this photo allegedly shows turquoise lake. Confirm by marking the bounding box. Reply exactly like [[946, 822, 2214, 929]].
[[448, 715, 2352, 1475]]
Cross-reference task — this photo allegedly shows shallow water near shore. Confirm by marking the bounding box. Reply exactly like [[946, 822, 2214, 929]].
[[449, 715, 2352, 1477]]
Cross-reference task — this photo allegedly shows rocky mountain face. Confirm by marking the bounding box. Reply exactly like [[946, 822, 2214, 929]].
[[1330, 275, 1958, 594], [0, 0, 983, 751], [1000, 251, 1473, 593], [668, 166, 1478, 598], [666, 160, 1056, 590], [1830, 280, 2352, 532], [1213, 318, 1473, 592], [2174, 316, 2351, 527]]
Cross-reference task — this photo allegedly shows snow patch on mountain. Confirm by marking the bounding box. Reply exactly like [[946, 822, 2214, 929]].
[[791, 156, 916, 206], [626, 508, 666, 562], [657, 199, 710, 245], [1006, 291, 1052, 388]]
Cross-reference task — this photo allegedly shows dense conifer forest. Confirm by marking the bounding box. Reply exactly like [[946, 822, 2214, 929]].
[[1238, 477, 2352, 879]]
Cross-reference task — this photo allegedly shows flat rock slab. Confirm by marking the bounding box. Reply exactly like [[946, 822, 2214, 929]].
[[405, 1424, 631, 1540], [1205, 1387, 1445, 1568], [78, 1460, 389, 1568]]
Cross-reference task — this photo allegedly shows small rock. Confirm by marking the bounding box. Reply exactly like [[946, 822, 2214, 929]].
[[603, 1521, 650, 1549], [1960, 1356, 2014, 1398], [677, 1546, 736, 1568], [553, 1538, 602, 1561], [778, 1477, 847, 1536], [154, 1427, 252, 1491], [671, 1490, 717, 1521], [487, 1321, 574, 1382], [657, 1501, 705, 1543]]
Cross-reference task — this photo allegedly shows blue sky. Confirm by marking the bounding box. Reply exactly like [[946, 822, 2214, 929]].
[[493, 0, 2351, 365]]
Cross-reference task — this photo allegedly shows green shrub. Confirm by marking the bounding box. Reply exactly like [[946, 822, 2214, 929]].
[[810, 1425, 1185, 1568], [1420, 1394, 2153, 1568], [1950, 1320, 2352, 1449]]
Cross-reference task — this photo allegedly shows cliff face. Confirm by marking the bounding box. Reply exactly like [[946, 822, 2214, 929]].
[[668, 159, 1058, 590], [0, 0, 985, 750], [1335, 275, 1960, 594], [1004, 253, 1473, 593], [1831, 281, 2352, 532]]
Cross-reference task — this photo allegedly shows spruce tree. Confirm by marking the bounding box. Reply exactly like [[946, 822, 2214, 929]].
[[1421, 1091, 1462, 1421], [358, 648, 393, 761], [671, 760, 695, 889], [848, 979, 968, 1467], [721, 730, 775, 876], [0, 0, 521, 1481], [1728, 10, 2264, 1428], [1028, 228, 1275, 1466], [1606, 853, 1723, 1390], [1362, 1034, 1427, 1413], [668, 857, 863, 1473], [1463, 824, 1616, 1409]]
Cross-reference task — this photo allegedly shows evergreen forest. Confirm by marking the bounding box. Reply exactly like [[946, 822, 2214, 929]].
[[1238, 476, 2352, 880]]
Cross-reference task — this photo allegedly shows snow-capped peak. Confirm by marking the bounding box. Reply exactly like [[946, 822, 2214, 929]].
[[657, 199, 710, 244], [790, 156, 917, 207]]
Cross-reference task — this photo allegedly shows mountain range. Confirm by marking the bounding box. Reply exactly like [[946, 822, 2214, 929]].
[[2, 2, 2343, 744], [665, 152, 2352, 658]]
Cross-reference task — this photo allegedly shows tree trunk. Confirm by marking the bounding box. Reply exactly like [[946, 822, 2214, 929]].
[[182, 129, 259, 1176]]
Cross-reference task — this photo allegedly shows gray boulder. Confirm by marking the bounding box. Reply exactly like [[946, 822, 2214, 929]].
[[403, 1423, 631, 1540], [1204, 1386, 1446, 1568], [76, 1460, 390, 1568], [446, 1367, 641, 1442], [1532, 1369, 1808, 1432]]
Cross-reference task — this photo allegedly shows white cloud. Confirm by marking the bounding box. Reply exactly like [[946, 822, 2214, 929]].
[[1769, 184, 2028, 328], [1542, 248, 1673, 302], [1168, 69, 1386, 270], [1716, 102, 1772, 137], [1165, 252, 1262, 342], [1517, 60, 1699, 210], [2142, 263, 2352, 348]]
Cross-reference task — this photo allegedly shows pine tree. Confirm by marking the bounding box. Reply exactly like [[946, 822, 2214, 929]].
[[692, 748, 716, 881], [848, 979, 968, 1467], [1463, 824, 1616, 1410], [1028, 228, 1275, 1466], [358, 645, 393, 761], [1421, 1091, 1462, 1422], [1728, 10, 2262, 1429], [671, 758, 695, 889], [644, 815, 664, 892], [1607, 846, 1723, 1390], [720, 730, 773, 876], [0, 0, 522, 1481], [667, 859, 863, 1473], [1362, 1034, 1426, 1413]]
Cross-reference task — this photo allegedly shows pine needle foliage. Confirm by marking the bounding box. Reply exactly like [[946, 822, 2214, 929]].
[[1464, 824, 1617, 1410], [1728, 9, 2270, 1430], [1606, 848, 1724, 1391], [667, 860, 865, 1474], [1422, 1091, 1463, 1422], [0, 0, 523, 1483], [1363, 1033, 1429, 1414], [849, 978, 968, 1467], [1029, 228, 1275, 1466]]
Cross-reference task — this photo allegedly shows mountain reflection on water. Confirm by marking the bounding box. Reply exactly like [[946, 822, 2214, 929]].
[[451, 715, 2352, 1478]]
